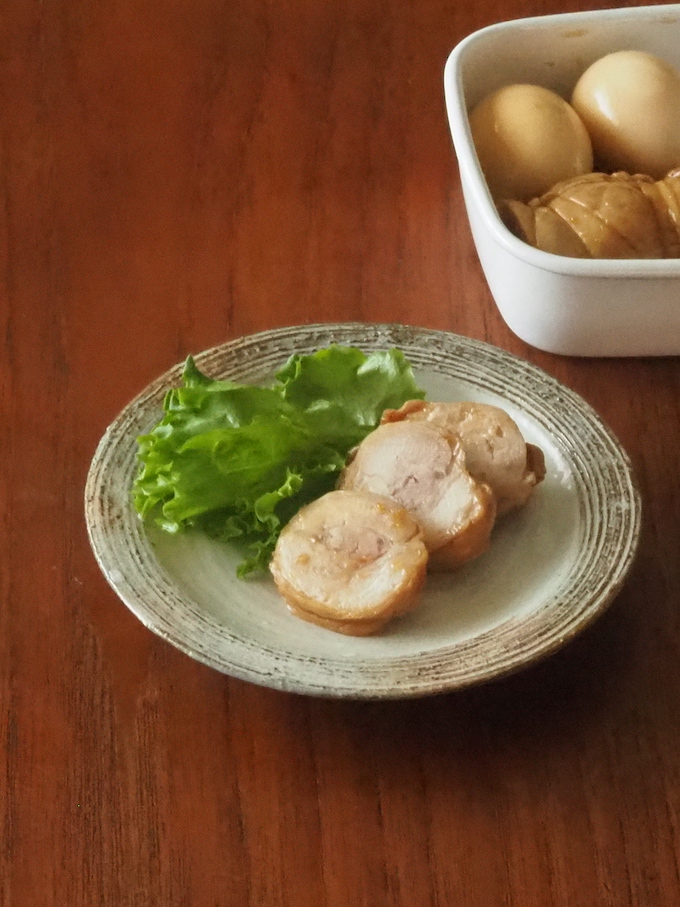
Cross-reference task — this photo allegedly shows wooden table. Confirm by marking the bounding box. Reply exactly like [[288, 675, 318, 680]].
[[2, 0, 679, 903]]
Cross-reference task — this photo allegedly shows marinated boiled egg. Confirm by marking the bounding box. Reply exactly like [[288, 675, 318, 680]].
[[571, 50, 680, 179], [469, 84, 593, 201]]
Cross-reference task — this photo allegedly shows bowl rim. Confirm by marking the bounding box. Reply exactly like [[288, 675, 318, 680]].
[[443, 3, 680, 277]]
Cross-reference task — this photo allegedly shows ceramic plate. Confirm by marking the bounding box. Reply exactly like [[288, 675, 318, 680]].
[[85, 324, 641, 698]]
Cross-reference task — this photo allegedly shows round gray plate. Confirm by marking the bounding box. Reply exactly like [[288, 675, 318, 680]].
[[85, 324, 641, 698]]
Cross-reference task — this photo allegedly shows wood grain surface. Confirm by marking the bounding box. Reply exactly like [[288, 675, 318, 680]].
[[1, 0, 679, 904]]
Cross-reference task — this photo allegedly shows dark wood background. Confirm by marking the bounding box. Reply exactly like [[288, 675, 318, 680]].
[[2, 0, 679, 903]]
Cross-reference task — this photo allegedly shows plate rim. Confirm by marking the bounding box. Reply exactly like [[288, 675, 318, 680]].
[[84, 323, 642, 698]]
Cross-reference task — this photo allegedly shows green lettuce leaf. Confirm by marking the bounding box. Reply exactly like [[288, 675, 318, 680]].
[[133, 345, 424, 575]]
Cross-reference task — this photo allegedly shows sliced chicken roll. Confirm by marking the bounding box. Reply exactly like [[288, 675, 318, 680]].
[[270, 489, 428, 635], [339, 421, 496, 571], [382, 400, 545, 515]]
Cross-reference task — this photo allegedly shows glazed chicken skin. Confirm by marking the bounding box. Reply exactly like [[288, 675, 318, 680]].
[[381, 400, 545, 515], [270, 489, 428, 636], [339, 420, 496, 571]]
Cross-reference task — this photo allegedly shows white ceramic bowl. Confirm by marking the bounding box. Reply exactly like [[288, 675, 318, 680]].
[[444, 4, 680, 357]]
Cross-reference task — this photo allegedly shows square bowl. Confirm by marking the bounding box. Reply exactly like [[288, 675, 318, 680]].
[[444, 4, 680, 357]]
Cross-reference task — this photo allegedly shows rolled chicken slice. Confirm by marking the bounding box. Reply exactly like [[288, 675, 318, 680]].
[[381, 400, 545, 515], [270, 489, 428, 635], [339, 420, 496, 570]]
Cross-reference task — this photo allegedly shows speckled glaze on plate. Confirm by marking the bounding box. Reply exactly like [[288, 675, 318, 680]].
[[84, 324, 641, 698]]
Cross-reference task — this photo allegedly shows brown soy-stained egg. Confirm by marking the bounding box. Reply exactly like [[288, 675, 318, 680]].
[[572, 50, 680, 179], [469, 83, 593, 201]]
